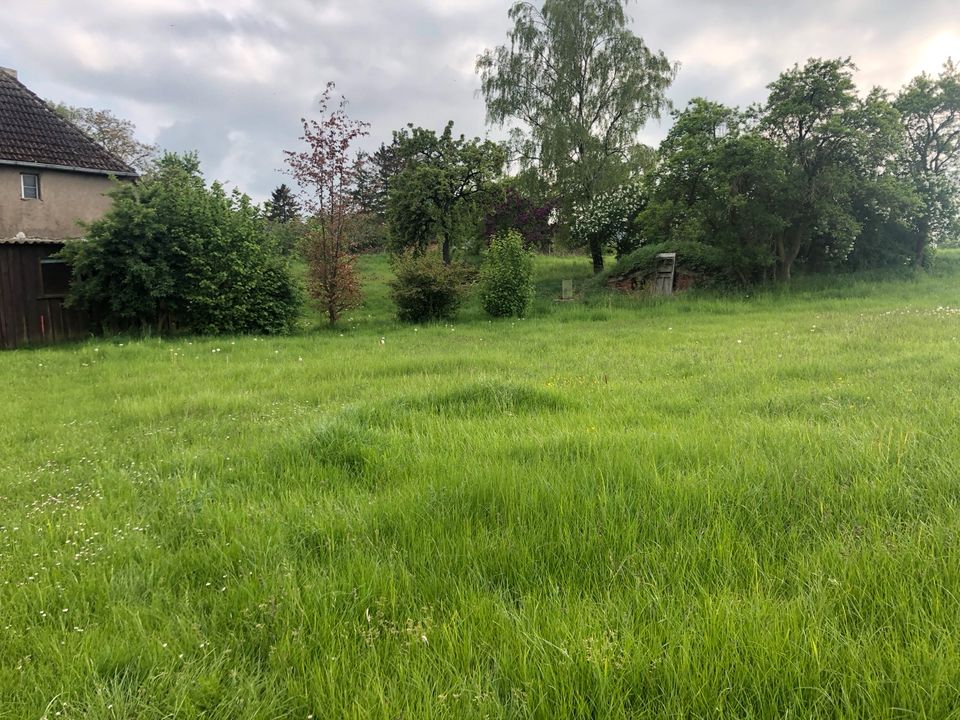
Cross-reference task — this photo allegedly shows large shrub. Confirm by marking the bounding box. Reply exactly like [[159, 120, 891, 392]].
[[389, 253, 470, 323], [479, 230, 535, 318], [62, 153, 302, 335]]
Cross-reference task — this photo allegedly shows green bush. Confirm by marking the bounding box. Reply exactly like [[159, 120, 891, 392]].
[[388, 253, 470, 323], [63, 153, 302, 335], [479, 230, 535, 318]]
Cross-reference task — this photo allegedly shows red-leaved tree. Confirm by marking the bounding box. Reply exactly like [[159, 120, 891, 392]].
[[285, 83, 369, 325]]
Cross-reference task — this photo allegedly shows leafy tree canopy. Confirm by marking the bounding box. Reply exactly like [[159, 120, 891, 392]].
[[896, 59, 960, 256], [49, 102, 159, 175], [387, 122, 506, 263], [757, 58, 905, 278]]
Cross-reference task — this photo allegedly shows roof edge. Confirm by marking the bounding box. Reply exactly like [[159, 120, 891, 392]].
[[0, 158, 138, 178], [0, 236, 84, 245]]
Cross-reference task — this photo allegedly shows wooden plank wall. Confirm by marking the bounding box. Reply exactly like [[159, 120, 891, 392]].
[[0, 243, 89, 349]]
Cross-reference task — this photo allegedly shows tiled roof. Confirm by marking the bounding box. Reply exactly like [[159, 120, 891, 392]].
[[0, 70, 136, 176]]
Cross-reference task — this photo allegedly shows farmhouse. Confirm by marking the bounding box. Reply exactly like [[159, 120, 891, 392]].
[[0, 67, 136, 349]]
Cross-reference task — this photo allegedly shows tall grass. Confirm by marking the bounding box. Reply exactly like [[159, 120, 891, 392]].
[[2, 253, 960, 718]]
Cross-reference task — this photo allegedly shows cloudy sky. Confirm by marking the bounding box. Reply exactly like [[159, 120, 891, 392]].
[[2, 0, 957, 201]]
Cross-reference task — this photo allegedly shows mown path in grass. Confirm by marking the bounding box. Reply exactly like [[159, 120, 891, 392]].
[[3, 254, 960, 718]]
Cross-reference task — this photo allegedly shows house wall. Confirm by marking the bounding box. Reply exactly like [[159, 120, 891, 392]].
[[0, 166, 119, 240], [0, 242, 88, 349]]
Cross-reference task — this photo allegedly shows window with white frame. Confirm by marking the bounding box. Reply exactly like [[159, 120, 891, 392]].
[[21, 173, 40, 200]]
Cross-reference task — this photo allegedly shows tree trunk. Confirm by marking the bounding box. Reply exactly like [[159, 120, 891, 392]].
[[913, 219, 930, 268], [442, 233, 452, 265], [590, 239, 604, 274], [775, 229, 802, 282]]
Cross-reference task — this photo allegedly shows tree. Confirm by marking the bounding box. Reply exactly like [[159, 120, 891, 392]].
[[757, 58, 902, 280], [348, 143, 403, 254], [61, 153, 301, 335], [483, 183, 559, 252], [352, 142, 403, 219], [265, 184, 300, 223], [896, 60, 960, 261], [638, 99, 790, 281], [477, 0, 676, 272], [49, 102, 158, 174], [571, 181, 646, 259], [284, 83, 367, 325], [387, 122, 505, 264]]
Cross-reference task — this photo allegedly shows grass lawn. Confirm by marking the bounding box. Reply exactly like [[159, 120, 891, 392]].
[[3, 252, 960, 718]]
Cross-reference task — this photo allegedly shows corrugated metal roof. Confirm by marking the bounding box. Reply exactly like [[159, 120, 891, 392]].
[[0, 235, 82, 245]]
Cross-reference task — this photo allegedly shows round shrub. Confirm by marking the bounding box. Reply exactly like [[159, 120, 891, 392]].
[[388, 252, 469, 323], [479, 230, 535, 318]]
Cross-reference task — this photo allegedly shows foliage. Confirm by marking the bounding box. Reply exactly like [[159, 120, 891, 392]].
[[265, 184, 300, 224], [351, 142, 402, 220], [896, 60, 960, 257], [571, 182, 646, 259], [264, 185, 305, 256], [346, 211, 390, 254], [590, 58, 958, 285], [284, 83, 368, 325], [300, 219, 362, 326], [634, 99, 787, 282], [477, 0, 676, 272], [349, 143, 402, 255], [49, 101, 158, 174], [388, 252, 470, 322], [479, 230, 536, 317], [483, 183, 558, 252], [264, 217, 306, 256], [62, 152, 301, 335], [845, 174, 923, 270], [387, 122, 506, 263], [757, 58, 908, 279]]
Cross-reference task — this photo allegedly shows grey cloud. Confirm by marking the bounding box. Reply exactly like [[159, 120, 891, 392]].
[[1, 0, 957, 200]]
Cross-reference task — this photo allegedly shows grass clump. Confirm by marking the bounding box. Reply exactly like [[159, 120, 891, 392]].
[[417, 380, 567, 417]]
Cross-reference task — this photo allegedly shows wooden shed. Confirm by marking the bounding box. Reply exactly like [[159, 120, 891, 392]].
[[0, 236, 88, 349]]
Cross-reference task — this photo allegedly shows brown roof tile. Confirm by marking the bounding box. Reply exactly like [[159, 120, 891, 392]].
[[0, 70, 136, 176]]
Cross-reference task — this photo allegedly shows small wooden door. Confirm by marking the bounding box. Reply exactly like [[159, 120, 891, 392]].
[[654, 253, 676, 295]]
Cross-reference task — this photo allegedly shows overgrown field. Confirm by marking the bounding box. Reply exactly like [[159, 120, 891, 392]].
[[3, 254, 960, 718]]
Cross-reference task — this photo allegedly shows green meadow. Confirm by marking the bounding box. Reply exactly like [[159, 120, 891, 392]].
[[3, 253, 960, 719]]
